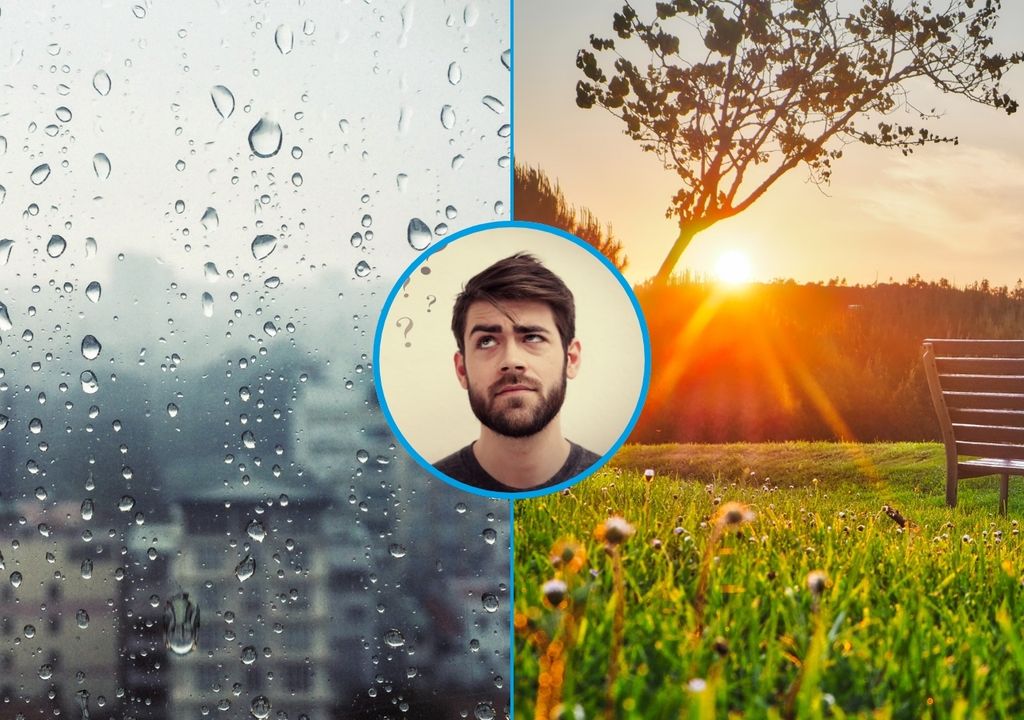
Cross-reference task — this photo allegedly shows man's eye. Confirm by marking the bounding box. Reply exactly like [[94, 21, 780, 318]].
[[477, 336, 496, 348], [524, 334, 545, 343]]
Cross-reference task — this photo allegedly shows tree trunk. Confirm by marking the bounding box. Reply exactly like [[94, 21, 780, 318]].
[[654, 221, 703, 286]]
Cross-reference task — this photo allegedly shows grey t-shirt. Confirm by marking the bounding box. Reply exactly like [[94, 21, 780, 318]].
[[433, 441, 601, 493]]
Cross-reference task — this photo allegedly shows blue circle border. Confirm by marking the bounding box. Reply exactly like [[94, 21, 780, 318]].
[[372, 220, 652, 500]]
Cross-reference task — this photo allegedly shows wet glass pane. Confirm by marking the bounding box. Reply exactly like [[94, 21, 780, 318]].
[[0, 1, 510, 718]]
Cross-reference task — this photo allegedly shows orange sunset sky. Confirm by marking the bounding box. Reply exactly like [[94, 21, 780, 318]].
[[515, 1, 1024, 287]]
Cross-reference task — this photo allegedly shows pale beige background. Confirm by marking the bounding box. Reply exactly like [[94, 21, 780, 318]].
[[378, 225, 647, 464]]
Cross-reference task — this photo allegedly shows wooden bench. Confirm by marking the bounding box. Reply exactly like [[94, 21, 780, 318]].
[[923, 339, 1024, 514]]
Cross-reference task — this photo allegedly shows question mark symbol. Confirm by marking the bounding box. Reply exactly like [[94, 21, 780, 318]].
[[396, 316, 413, 347], [426, 295, 436, 312], [402, 277, 411, 298]]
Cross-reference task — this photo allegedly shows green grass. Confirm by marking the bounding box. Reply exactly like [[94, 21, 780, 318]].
[[515, 442, 1024, 720]]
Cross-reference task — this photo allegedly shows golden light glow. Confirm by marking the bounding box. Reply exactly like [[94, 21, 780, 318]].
[[714, 249, 753, 286]]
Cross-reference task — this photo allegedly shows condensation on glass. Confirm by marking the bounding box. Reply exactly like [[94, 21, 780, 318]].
[[0, 2, 510, 719]]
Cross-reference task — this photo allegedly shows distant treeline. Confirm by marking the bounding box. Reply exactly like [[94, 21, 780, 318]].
[[633, 275, 1024, 443]]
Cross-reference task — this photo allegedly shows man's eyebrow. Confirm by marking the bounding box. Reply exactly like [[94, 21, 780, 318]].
[[513, 324, 550, 334], [468, 323, 503, 335]]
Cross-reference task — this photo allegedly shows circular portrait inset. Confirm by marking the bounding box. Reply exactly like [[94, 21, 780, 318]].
[[373, 221, 650, 498]]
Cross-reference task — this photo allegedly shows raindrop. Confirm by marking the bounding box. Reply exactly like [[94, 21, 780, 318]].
[[248, 116, 283, 158], [0, 239, 13, 266], [81, 335, 102, 360], [241, 430, 256, 449], [482, 95, 505, 113], [93, 153, 111, 179], [482, 528, 497, 544], [275, 25, 294, 54], [448, 62, 462, 85], [464, 3, 480, 25], [475, 703, 495, 720], [80, 371, 99, 394], [501, 49, 511, 70], [455, 502, 468, 514], [201, 207, 219, 230], [47, 234, 67, 258], [56, 106, 72, 122], [81, 558, 93, 579], [250, 696, 271, 719], [235, 554, 256, 582], [34, 486, 47, 501], [0, 415, 7, 430], [86, 237, 98, 257], [407, 218, 432, 251], [211, 85, 235, 119], [0, 186, 5, 205], [174, 199, 185, 214], [388, 544, 407, 558], [76, 609, 90, 629], [29, 418, 42, 434], [440, 105, 455, 130], [263, 321, 277, 337], [86, 281, 102, 303], [93, 70, 112, 96], [383, 628, 406, 648], [246, 519, 266, 543], [132, 4, 146, 18], [356, 449, 369, 463], [164, 592, 201, 655], [202, 292, 214, 317], [118, 495, 135, 512], [81, 498, 94, 521], [241, 645, 258, 665], [23, 625, 35, 638], [31, 164, 51, 185], [167, 403, 179, 418], [264, 276, 281, 289], [452, 154, 465, 169], [9, 572, 22, 588], [303, 19, 316, 35], [354, 260, 371, 277], [481, 593, 499, 613], [251, 234, 277, 260], [204, 262, 220, 281], [39, 664, 53, 680], [0, 302, 12, 331]]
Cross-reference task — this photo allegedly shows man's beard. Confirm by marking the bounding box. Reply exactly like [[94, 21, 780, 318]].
[[467, 371, 567, 439]]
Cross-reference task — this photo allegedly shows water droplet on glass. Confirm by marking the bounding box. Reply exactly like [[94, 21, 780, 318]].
[[31, 164, 51, 185], [93, 153, 111, 180], [85, 281, 102, 303], [455, 502, 467, 514], [211, 85, 235, 119], [407, 218, 432, 251], [383, 628, 406, 648], [202, 292, 214, 317], [263, 321, 277, 337], [81, 498, 94, 521], [448, 62, 462, 85], [250, 696, 271, 719], [264, 276, 281, 289], [9, 571, 21, 588], [80, 558, 93, 579], [93, 70, 112, 96], [0, 302, 12, 331], [482, 95, 505, 113], [241, 430, 256, 449], [246, 519, 266, 543], [80, 371, 99, 394], [475, 703, 495, 720], [201, 207, 219, 230], [235, 554, 256, 582], [248, 116, 283, 158], [119, 495, 135, 512], [164, 592, 200, 655], [482, 528, 497, 544], [203, 262, 220, 282], [388, 544, 406, 558], [275, 25, 294, 54], [56, 106, 73, 122], [132, 4, 146, 18], [251, 234, 277, 260], [86, 236, 98, 257], [23, 624, 35, 638], [0, 239, 11, 265], [81, 335, 102, 360], [241, 645, 258, 665], [167, 402, 179, 418], [76, 609, 90, 629], [440, 105, 455, 130], [481, 593, 499, 613], [452, 154, 465, 170], [174, 199, 185, 214], [501, 49, 511, 70], [47, 234, 67, 258], [39, 664, 53, 680], [354, 260, 371, 278]]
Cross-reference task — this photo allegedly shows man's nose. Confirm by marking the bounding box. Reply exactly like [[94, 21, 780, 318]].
[[499, 342, 527, 372]]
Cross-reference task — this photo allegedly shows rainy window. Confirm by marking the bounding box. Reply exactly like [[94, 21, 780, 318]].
[[0, 2, 511, 719]]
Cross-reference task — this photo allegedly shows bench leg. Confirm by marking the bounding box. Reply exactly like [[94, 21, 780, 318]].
[[1000, 474, 1010, 516], [946, 461, 958, 508]]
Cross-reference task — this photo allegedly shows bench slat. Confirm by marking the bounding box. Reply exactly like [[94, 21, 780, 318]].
[[942, 392, 1024, 411], [959, 458, 1024, 479], [936, 357, 1024, 375], [939, 374, 1024, 394], [952, 423, 1024, 444], [926, 339, 1024, 357], [956, 441, 1024, 462], [947, 408, 1024, 428]]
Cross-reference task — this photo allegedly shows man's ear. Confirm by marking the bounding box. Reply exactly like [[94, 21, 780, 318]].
[[565, 338, 582, 380], [454, 351, 469, 389]]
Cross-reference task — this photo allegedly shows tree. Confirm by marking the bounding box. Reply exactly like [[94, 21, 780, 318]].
[[514, 163, 629, 271], [576, 0, 1022, 285]]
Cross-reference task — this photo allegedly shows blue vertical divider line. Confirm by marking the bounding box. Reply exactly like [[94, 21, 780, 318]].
[[508, 0, 516, 220], [509, 498, 516, 719]]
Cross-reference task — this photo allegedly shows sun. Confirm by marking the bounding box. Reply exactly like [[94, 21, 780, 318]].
[[714, 249, 753, 287]]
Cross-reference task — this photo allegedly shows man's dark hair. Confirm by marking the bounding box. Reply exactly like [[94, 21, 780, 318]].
[[451, 253, 576, 354]]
